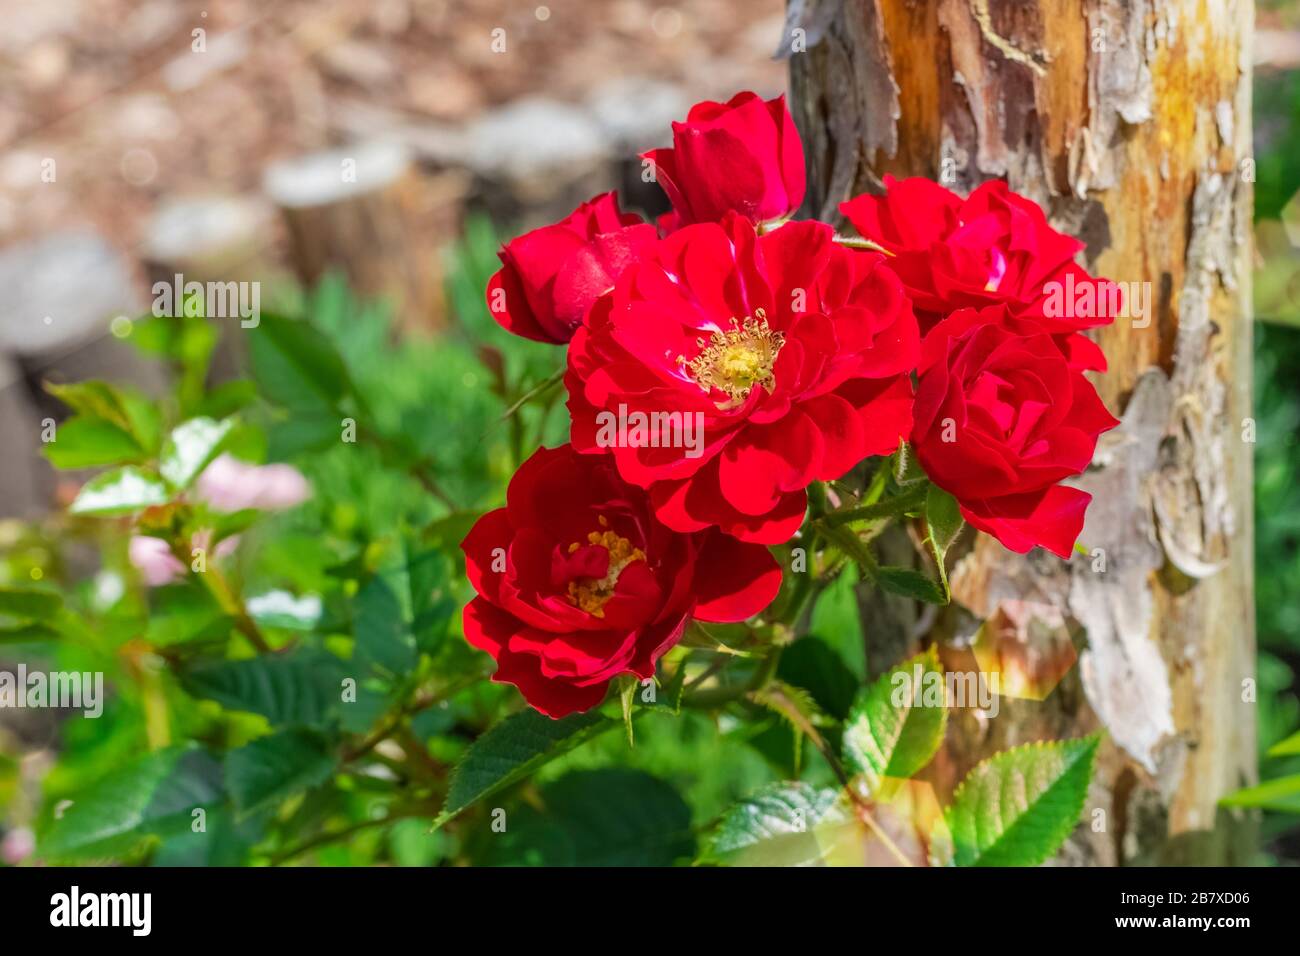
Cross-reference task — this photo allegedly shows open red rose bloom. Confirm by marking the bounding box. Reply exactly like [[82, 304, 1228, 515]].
[[461, 445, 781, 718], [467, 90, 1119, 717], [912, 306, 1120, 559], [567, 214, 919, 544], [841, 177, 1116, 366]]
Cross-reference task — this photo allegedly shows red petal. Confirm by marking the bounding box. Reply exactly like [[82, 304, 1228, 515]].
[[693, 533, 782, 622], [959, 485, 1092, 559]]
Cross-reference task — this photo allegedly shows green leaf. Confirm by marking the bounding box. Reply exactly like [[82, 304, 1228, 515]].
[[249, 312, 354, 412], [1220, 774, 1300, 813], [778, 636, 859, 721], [843, 647, 948, 792], [69, 466, 170, 516], [809, 564, 865, 680], [150, 807, 263, 867], [160, 416, 234, 489], [0, 622, 60, 643], [265, 409, 340, 458], [704, 782, 842, 866], [0, 586, 62, 621], [354, 575, 418, 675], [46, 380, 161, 454], [925, 484, 963, 598], [354, 543, 450, 672], [225, 728, 336, 816], [483, 769, 694, 866], [180, 651, 346, 727], [946, 735, 1100, 866], [194, 379, 258, 419], [439, 709, 615, 825], [926, 485, 964, 554], [1267, 730, 1300, 758], [875, 565, 949, 605], [40, 748, 223, 861], [146, 582, 231, 647], [43, 416, 143, 469]]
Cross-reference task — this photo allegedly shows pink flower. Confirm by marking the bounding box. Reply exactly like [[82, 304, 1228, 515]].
[[129, 531, 239, 588], [196, 455, 311, 513], [1, 826, 34, 865], [129, 536, 186, 587]]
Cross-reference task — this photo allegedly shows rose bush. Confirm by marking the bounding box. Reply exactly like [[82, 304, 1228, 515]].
[[24, 86, 1116, 870]]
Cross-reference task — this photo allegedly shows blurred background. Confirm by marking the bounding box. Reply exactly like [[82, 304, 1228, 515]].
[[0, 0, 1297, 865]]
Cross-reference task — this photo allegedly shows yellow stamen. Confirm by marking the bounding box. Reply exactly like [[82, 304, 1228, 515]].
[[677, 308, 784, 410], [565, 519, 646, 619]]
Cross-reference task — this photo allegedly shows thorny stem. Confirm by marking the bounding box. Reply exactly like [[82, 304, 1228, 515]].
[[819, 484, 927, 528]]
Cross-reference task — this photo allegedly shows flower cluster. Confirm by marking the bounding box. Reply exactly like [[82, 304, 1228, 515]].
[[464, 91, 1117, 717]]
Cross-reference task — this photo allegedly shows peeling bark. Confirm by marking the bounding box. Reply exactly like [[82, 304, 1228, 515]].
[[789, 0, 1255, 863]]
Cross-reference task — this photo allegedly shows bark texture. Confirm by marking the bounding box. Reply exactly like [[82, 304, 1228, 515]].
[[787, 0, 1256, 863]]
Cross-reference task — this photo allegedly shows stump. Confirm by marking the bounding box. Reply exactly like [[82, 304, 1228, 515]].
[[263, 141, 463, 330]]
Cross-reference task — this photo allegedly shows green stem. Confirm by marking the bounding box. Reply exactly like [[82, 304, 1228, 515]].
[[819, 523, 880, 582], [200, 564, 272, 654], [819, 485, 927, 528], [269, 806, 430, 866], [498, 368, 564, 423]]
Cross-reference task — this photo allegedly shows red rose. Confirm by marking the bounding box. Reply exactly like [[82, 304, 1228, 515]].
[[486, 192, 657, 344], [567, 214, 919, 545], [460, 444, 781, 718], [911, 305, 1120, 559], [643, 92, 805, 233], [840, 177, 1114, 370]]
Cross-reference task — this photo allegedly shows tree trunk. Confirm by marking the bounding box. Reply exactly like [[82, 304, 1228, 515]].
[[788, 0, 1256, 864]]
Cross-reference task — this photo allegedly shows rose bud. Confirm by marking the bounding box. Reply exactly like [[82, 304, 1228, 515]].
[[643, 92, 806, 232], [460, 444, 781, 718], [486, 192, 657, 344]]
